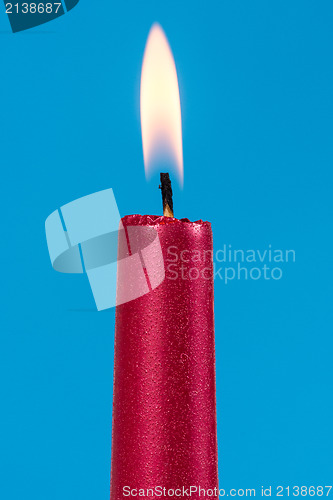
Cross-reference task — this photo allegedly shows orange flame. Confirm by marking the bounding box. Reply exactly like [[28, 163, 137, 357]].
[[140, 23, 184, 187]]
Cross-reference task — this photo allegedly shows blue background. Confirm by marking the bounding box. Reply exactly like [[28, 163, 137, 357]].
[[1, 1, 332, 498]]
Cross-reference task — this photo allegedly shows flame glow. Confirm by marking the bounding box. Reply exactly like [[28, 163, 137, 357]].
[[140, 23, 184, 187]]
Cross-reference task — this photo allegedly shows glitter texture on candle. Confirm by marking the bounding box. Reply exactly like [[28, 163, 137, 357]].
[[111, 215, 218, 499]]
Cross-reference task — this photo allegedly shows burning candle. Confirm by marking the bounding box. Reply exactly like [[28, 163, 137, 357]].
[[110, 24, 218, 499]]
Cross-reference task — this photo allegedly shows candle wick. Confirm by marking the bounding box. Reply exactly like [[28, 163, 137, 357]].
[[159, 173, 174, 218]]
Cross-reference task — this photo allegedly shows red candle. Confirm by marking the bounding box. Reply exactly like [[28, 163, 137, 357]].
[[110, 24, 218, 498], [110, 210, 218, 498]]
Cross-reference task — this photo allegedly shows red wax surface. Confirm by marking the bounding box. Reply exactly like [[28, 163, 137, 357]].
[[111, 215, 218, 499]]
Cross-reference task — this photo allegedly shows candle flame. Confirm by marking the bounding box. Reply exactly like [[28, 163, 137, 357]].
[[140, 23, 184, 187]]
